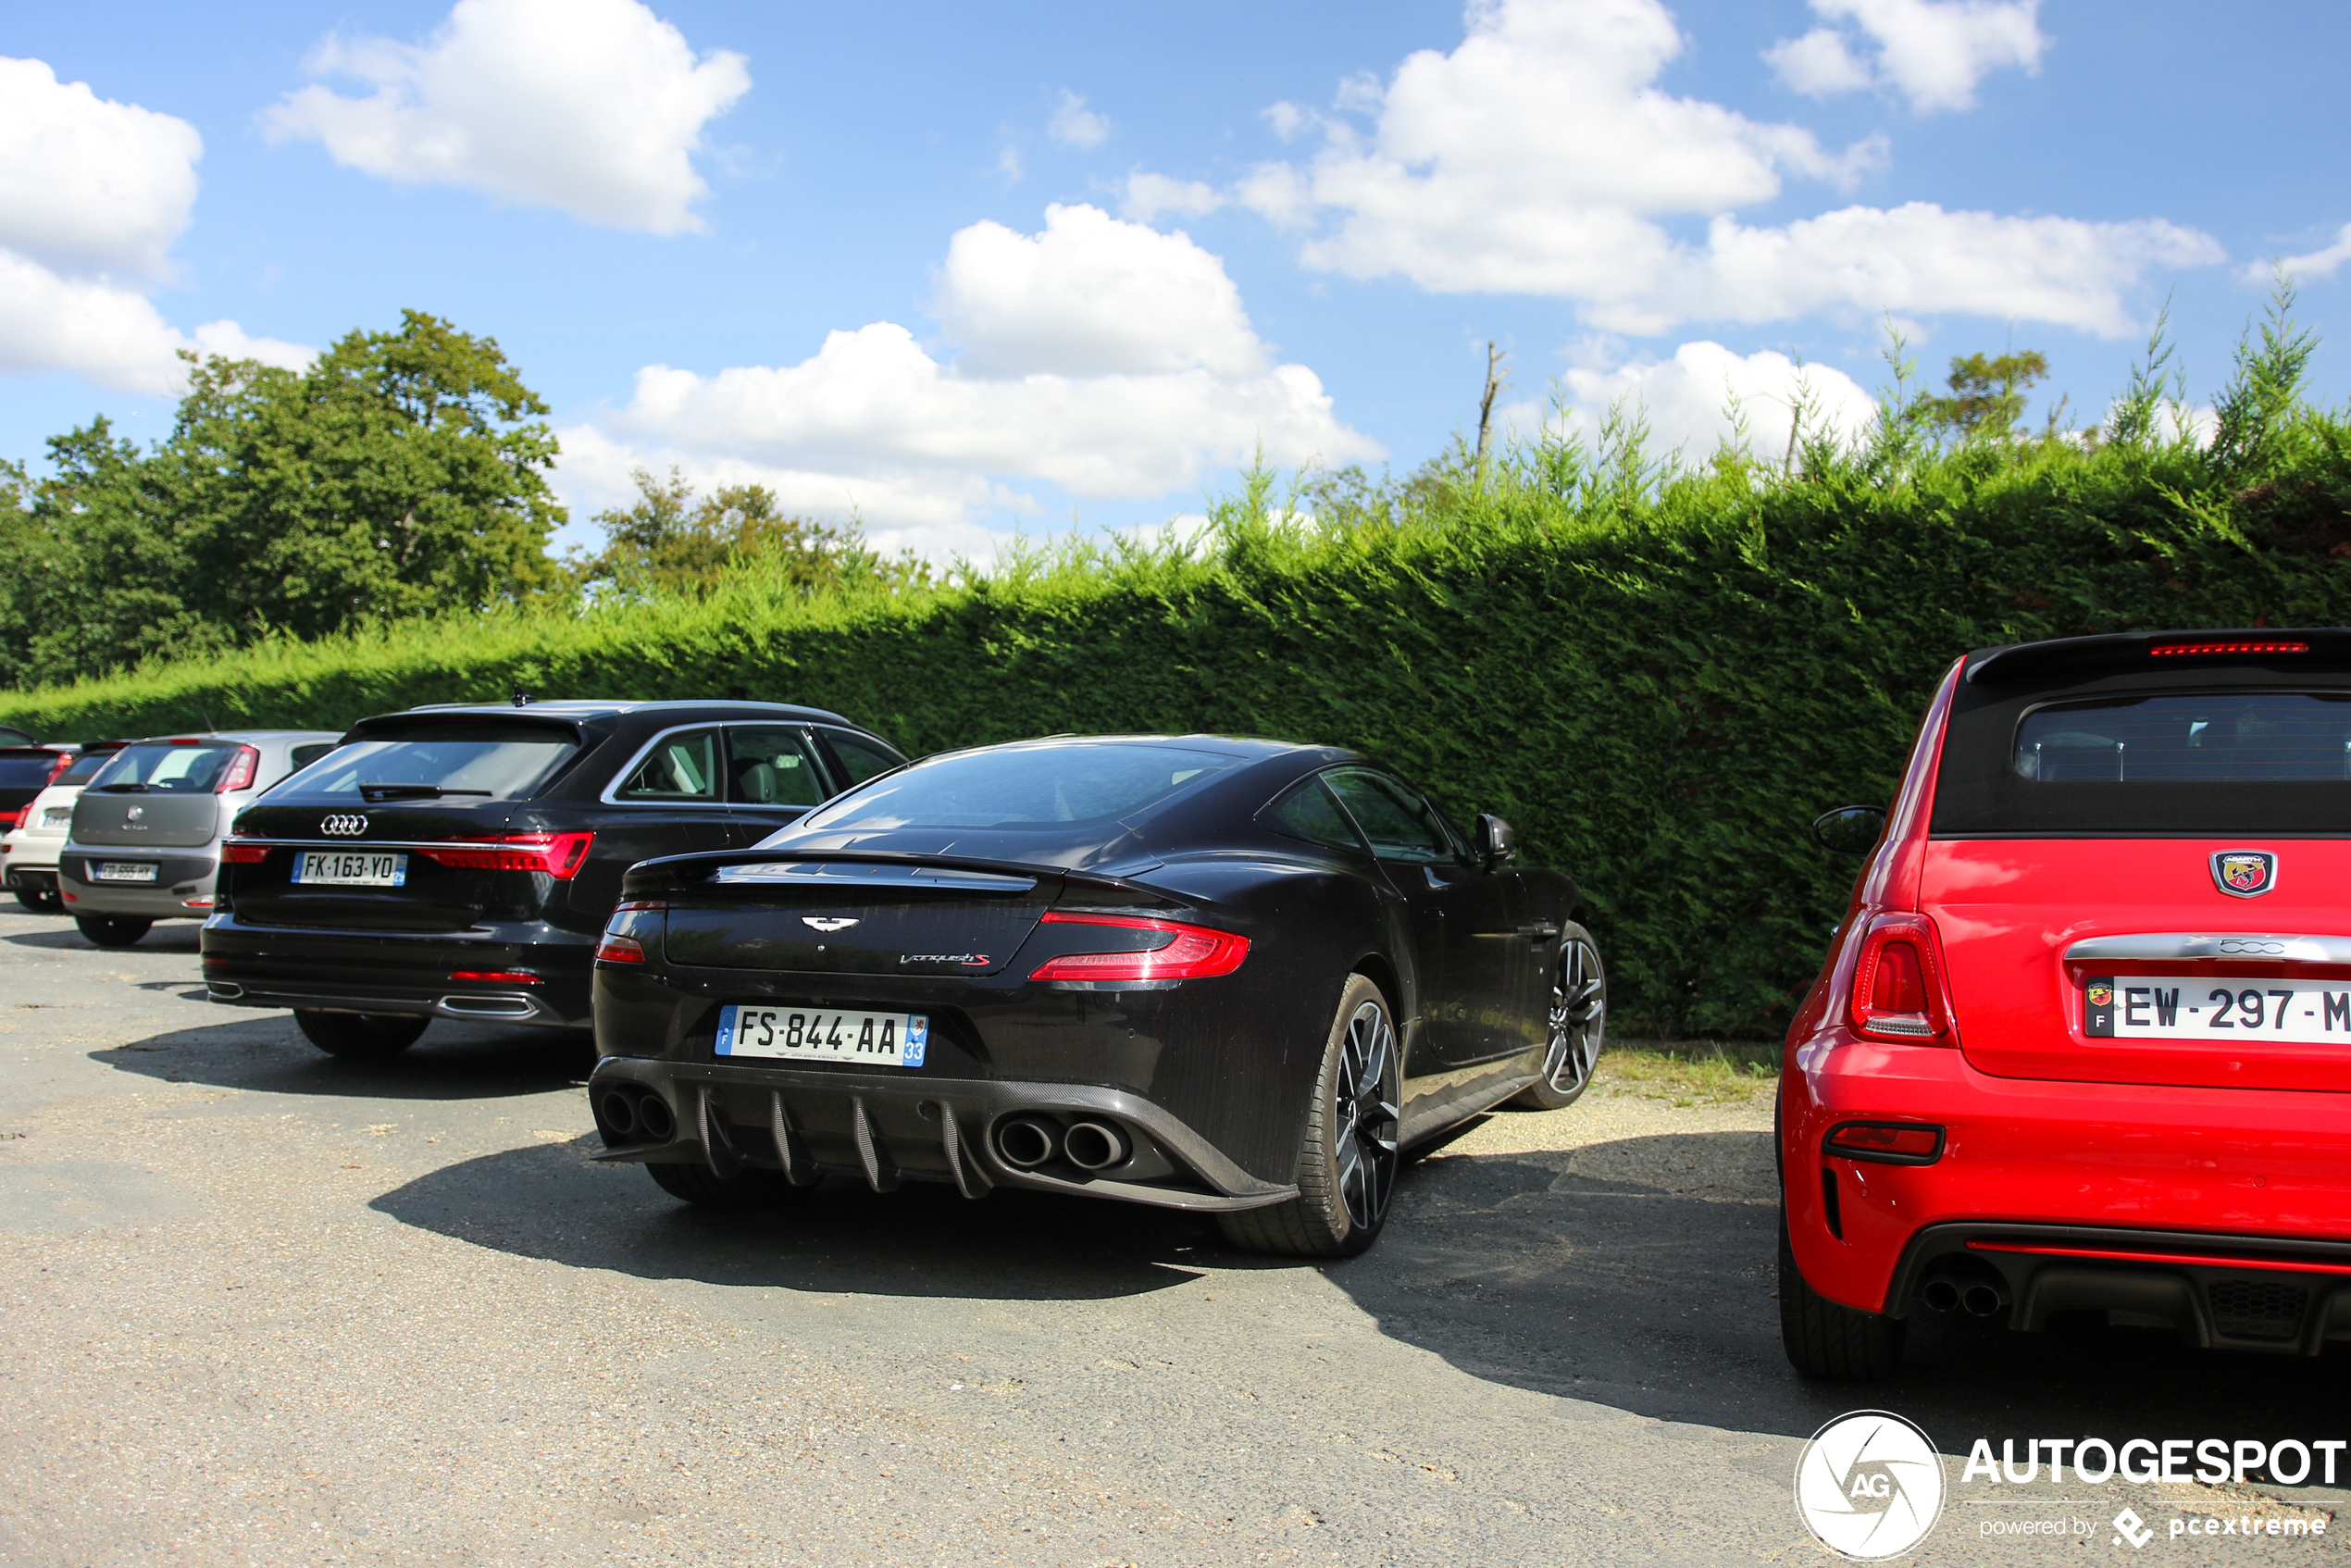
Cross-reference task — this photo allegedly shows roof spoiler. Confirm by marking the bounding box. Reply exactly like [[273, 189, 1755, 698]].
[[1965, 628, 2351, 684]]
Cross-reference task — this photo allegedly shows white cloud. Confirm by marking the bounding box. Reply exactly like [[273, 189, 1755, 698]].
[[1169, 0, 2215, 336], [2269, 222, 2351, 283], [265, 0, 750, 234], [1769, 0, 2046, 115], [1121, 172, 1222, 224], [933, 204, 1263, 377], [0, 58, 305, 393], [1515, 341, 1878, 460], [0, 57, 201, 280], [564, 206, 1378, 549], [1048, 91, 1111, 149], [0, 250, 309, 395]]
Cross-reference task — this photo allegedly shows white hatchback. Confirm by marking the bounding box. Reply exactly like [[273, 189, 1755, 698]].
[[0, 744, 115, 912]]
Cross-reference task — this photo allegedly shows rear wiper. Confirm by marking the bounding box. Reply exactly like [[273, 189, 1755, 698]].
[[357, 783, 495, 803]]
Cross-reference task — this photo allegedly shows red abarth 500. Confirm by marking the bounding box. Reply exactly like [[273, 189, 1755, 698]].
[[1781, 628, 2351, 1379]]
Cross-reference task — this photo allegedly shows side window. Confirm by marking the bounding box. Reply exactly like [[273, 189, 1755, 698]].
[[289, 743, 334, 770], [1261, 775, 1368, 853], [822, 728, 906, 788], [727, 726, 828, 807], [1324, 768, 1456, 864], [615, 728, 723, 803]]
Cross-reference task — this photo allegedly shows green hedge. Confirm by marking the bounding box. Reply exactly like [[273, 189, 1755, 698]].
[[9, 424, 2350, 1037]]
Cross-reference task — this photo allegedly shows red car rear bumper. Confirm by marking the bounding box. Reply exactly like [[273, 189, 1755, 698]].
[[1783, 1031, 2351, 1352]]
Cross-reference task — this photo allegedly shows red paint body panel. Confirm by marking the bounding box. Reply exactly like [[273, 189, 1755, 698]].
[[1925, 839, 2351, 1091], [1778, 654, 2351, 1314]]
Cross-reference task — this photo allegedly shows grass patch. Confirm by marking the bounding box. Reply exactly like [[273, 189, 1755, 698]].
[[1595, 1039, 1782, 1107]]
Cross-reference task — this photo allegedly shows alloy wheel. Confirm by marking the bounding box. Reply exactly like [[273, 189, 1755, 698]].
[[1540, 938, 1607, 1096], [1331, 999, 1400, 1231]]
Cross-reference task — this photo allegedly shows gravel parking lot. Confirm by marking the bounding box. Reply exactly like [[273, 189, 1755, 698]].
[[2, 909, 2345, 1565]]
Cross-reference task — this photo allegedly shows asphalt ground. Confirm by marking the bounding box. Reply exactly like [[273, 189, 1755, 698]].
[[1, 907, 2347, 1566]]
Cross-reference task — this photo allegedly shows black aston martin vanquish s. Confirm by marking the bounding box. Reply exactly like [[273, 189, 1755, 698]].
[[587, 735, 1608, 1256]]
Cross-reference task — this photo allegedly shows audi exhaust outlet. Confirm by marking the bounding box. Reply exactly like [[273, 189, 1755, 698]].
[[994, 1115, 1061, 1169], [1062, 1120, 1131, 1171]]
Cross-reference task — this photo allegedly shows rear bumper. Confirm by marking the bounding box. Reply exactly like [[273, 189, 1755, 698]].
[[198, 912, 594, 1027], [1889, 1220, 2351, 1354], [588, 1055, 1300, 1213], [1782, 1030, 2351, 1339], [59, 847, 218, 915], [5, 867, 56, 894]]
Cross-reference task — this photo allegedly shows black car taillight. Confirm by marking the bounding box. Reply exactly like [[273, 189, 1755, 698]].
[[1028, 911, 1249, 982]]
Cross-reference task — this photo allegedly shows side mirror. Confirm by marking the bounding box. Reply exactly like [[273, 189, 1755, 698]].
[[1811, 805, 1887, 857], [1474, 813, 1518, 865]]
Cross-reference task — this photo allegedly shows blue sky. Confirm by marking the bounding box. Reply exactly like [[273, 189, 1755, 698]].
[[5, 0, 2348, 564]]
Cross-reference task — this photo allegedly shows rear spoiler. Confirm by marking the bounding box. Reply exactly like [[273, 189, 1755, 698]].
[[1966, 628, 2351, 684]]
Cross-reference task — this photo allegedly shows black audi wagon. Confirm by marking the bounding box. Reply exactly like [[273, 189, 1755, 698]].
[[203, 699, 907, 1057], [586, 735, 1609, 1257]]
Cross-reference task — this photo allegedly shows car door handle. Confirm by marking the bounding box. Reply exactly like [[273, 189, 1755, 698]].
[[1519, 923, 1561, 941]]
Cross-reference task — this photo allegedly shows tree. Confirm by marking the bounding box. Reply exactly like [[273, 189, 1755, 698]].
[[0, 311, 566, 689], [1918, 350, 2050, 442], [576, 467, 926, 598]]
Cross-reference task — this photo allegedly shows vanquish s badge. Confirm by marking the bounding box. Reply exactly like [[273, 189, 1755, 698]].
[[2210, 849, 2279, 898]]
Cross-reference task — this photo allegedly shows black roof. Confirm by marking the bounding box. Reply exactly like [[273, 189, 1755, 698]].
[[386, 698, 856, 726], [1967, 628, 2351, 685]]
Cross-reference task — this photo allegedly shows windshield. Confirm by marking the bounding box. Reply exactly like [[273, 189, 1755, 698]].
[[56, 750, 117, 786], [2016, 694, 2351, 782], [274, 723, 579, 802], [801, 742, 1238, 830], [0, 753, 60, 790], [89, 742, 239, 792]]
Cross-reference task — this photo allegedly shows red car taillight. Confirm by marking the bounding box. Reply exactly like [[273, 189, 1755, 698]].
[[213, 745, 259, 792], [1824, 1121, 1946, 1164], [414, 831, 594, 878], [1027, 911, 1250, 982], [1847, 912, 1958, 1043]]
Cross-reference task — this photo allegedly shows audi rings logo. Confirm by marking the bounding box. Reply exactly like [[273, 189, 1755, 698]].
[[319, 815, 368, 837], [1795, 1411, 1946, 1561]]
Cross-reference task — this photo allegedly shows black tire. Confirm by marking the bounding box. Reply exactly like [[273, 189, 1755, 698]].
[[1217, 974, 1401, 1259], [294, 1009, 429, 1059], [1779, 1220, 1905, 1380], [15, 888, 59, 914], [1510, 925, 1607, 1109], [646, 1161, 818, 1210], [73, 913, 152, 948]]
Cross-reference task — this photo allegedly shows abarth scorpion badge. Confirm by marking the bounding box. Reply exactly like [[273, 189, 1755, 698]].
[[2210, 850, 2278, 898]]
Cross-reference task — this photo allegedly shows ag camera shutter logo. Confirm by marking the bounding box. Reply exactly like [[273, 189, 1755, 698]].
[[1795, 1411, 1946, 1561]]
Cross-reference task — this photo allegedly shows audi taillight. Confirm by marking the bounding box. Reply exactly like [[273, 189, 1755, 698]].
[[214, 745, 260, 793], [415, 831, 594, 879], [219, 822, 268, 864], [1847, 912, 1957, 1043], [1027, 911, 1250, 982]]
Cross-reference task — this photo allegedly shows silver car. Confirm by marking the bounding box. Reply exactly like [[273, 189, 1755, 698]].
[[61, 730, 342, 947]]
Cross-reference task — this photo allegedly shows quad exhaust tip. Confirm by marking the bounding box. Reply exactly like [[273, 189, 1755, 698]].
[[598, 1088, 675, 1143], [994, 1114, 1060, 1169], [1063, 1120, 1131, 1171]]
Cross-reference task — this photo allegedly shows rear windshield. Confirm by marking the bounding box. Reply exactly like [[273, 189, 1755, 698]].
[[1935, 677, 2351, 836], [801, 742, 1239, 830], [56, 751, 117, 785], [89, 742, 238, 792], [2017, 695, 2351, 781], [0, 753, 59, 790], [273, 722, 579, 802]]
